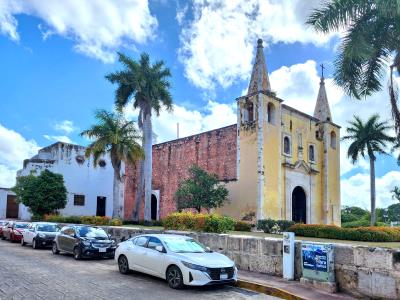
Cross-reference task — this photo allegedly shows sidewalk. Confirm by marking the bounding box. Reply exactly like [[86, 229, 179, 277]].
[[237, 271, 356, 300]]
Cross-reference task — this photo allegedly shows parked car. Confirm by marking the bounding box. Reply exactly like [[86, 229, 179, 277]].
[[115, 234, 237, 289], [52, 225, 116, 259], [2, 221, 29, 242], [0, 220, 9, 238], [21, 222, 61, 249]]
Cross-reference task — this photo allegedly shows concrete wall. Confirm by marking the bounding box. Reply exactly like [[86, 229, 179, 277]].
[[104, 227, 400, 299], [18, 142, 114, 218]]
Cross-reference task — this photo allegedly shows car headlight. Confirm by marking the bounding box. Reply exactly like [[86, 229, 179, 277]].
[[181, 261, 208, 272], [38, 233, 46, 238], [82, 240, 91, 246]]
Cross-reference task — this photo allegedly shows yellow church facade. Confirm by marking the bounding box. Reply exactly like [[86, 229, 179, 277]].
[[220, 39, 341, 225]]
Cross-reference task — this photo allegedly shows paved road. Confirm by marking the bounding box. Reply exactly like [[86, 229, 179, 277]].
[[0, 240, 274, 300]]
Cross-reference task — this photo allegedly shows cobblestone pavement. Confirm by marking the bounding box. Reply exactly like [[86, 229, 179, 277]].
[[0, 240, 274, 300]]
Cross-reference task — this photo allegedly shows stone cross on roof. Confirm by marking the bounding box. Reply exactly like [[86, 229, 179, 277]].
[[247, 39, 271, 95]]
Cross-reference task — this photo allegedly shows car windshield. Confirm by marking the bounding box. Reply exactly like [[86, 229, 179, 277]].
[[37, 224, 60, 232], [15, 223, 28, 229], [76, 226, 108, 238], [163, 237, 207, 253]]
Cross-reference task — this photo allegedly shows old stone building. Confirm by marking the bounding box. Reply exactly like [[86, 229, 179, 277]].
[[124, 39, 341, 225]]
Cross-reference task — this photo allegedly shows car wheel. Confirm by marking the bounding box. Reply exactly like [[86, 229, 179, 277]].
[[32, 239, 38, 249], [167, 266, 184, 289], [118, 255, 130, 274], [52, 242, 60, 255], [21, 238, 26, 246], [73, 247, 82, 260]]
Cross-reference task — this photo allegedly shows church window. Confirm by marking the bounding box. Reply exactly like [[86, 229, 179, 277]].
[[267, 102, 276, 125], [330, 131, 336, 149], [283, 135, 291, 156], [247, 102, 254, 122], [308, 144, 315, 162]]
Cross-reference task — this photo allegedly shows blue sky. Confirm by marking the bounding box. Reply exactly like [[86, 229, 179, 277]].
[[0, 0, 399, 209]]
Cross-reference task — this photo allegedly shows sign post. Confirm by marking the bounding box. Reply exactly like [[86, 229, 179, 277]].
[[282, 232, 295, 280], [301, 242, 336, 292]]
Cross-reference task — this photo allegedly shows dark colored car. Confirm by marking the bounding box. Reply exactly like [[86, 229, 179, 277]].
[[0, 220, 9, 238], [2, 221, 29, 242], [52, 225, 116, 260]]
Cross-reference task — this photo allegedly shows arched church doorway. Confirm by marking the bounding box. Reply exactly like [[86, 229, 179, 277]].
[[292, 186, 306, 223], [151, 194, 158, 221]]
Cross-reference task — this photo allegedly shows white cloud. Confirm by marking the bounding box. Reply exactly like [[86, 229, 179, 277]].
[[0, 0, 157, 62], [43, 135, 73, 144], [124, 100, 236, 143], [53, 120, 77, 134], [0, 124, 39, 187], [178, 0, 336, 89], [342, 171, 400, 209]]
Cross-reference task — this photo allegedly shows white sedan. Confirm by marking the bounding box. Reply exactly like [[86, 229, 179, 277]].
[[115, 234, 237, 289]]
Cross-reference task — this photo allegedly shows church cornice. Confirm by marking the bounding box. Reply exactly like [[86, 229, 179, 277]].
[[236, 90, 284, 102], [282, 160, 319, 174]]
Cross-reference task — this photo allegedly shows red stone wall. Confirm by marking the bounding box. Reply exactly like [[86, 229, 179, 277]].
[[124, 124, 237, 220]]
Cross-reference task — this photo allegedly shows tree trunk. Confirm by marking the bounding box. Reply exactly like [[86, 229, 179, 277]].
[[389, 65, 400, 139], [132, 160, 144, 221], [112, 170, 121, 219], [143, 112, 153, 221], [370, 157, 376, 226]]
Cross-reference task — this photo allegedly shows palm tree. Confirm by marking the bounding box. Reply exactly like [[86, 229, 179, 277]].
[[307, 1, 400, 138], [81, 109, 144, 219], [106, 52, 173, 221], [342, 114, 395, 225]]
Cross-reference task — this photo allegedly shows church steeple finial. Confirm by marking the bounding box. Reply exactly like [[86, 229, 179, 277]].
[[247, 39, 271, 95], [313, 63, 332, 122]]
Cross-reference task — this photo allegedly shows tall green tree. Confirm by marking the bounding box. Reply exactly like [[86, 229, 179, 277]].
[[307, 1, 400, 137], [106, 53, 173, 221], [342, 114, 395, 225], [81, 109, 144, 219], [13, 169, 67, 218], [175, 165, 229, 213]]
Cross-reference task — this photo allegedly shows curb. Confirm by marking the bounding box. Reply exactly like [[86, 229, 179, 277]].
[[236, 279, 306, 300]]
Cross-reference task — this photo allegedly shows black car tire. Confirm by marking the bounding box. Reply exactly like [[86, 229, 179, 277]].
[[21, 238, 26, 246], [166, 266, 184, 289], [74, 246, 82, 260], [52, 242, 60, 255], [118, 255, 130, 274], [32, 238, 38, 249]]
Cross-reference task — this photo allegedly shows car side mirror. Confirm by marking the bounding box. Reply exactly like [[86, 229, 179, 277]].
[[155, 245, 164, 253], [206, 246, 212, 252]]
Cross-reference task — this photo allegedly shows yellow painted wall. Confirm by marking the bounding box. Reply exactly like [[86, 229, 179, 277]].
[[263, 95, 282, 219], [218, 99, 258, 219]]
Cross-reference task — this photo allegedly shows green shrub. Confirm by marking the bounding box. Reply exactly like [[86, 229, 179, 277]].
[[44, 214, 123, 226], [109, 218, 123, 226], [257, 219, 295, 233], [234, 220, 252, 232], [289, 224, 400, 242], [163, 212, 235, 233], [342, 220, 387, 228]]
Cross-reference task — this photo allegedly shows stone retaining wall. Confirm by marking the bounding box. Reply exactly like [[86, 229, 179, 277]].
[[104, 227, 400, 299]]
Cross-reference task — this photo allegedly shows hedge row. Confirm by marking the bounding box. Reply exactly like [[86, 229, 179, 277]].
[[257, 219, 295, 233], [341, 219, 387, 228], [163, 212, 235, 233], [43, 214, 122, 226], [289, 224, 400, 242]]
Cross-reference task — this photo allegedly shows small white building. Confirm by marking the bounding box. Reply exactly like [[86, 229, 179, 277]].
[[16, 142, 114, 219]]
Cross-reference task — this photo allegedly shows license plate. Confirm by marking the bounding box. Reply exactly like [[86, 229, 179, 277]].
[[99, 248, 107, 253], [220, 273, 228, 280]]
